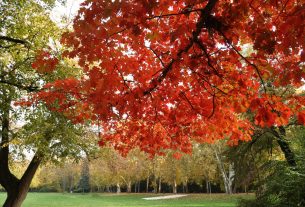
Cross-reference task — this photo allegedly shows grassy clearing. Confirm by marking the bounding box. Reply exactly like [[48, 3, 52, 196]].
[[0, 193, 253, 207]]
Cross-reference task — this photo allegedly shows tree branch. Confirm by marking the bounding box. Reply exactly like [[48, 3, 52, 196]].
[[147, 46, 165, 68], [270, 126, 297, 167], [217, 30, 267, 93], [0, 36, 28, 45], [0, 77, 39, 92], [146, 8, 203, 20], [143, 0, 219, 95]]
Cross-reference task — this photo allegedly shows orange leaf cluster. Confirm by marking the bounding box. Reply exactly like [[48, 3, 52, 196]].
[[29, 0, 305, 155]]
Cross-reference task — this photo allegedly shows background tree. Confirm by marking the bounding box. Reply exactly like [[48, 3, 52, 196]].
[[77, 158, 90, 193], [190, 144, 219, 194], [37, 161, 81, 192], [0, 1, 97, 206], [211, 141, 235, 194]]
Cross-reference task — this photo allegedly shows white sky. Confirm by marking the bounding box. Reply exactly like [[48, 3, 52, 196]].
[[50, 0, 84, 26]]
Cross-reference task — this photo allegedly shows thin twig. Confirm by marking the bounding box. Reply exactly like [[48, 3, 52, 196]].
[[218, 30, 267, 93], [147, 46, 165, 68]]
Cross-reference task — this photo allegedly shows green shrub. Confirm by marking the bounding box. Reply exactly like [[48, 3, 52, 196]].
[[238, 160, 305, 207]]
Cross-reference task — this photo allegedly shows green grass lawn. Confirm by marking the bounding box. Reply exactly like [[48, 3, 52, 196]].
[[0, 193, 253, 207]]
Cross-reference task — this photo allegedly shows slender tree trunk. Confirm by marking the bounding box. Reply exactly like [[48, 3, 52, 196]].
[[185, 180, 188, 193], [127, 181, 132, 193], [137, 181, 140, 193], [62, 177, 66, 192], [134, 182, 137, 193], [214, 148, 234, 194], [69, 175, 74, 193], [206, 180, 209, 193], [158, 178, 162, 193], [205, 180, 212, 194], [173, 179, 177, 194], [152, 158, 158, 194], [227, 164, 235, 194], [146, 176, 149, 193], [153, 177, 157, 194], [116, 183, 121, 193], [233, 182, 237, 194]]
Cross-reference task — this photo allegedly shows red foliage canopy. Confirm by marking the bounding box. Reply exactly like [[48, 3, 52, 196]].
[[33, 0, 305, 155]]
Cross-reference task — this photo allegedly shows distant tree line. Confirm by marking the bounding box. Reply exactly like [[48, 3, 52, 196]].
[[1, 139, 281, 194], [3, 124, 305, 207]]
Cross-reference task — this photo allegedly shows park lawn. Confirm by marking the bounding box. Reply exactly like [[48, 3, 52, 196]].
[[0, 193, 253, 207]]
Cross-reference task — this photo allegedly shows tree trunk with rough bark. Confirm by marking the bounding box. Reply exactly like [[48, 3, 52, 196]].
[[1, 155, 41, 207], [0, 89, 42, 207], [1, 86, 50, 207]]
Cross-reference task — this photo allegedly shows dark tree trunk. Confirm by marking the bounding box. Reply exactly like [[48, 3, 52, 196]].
[[0, 88, 42, 206], [68, 175, 74, 192], [0, 89, 20, 207], [205, 180, 212, 194], [62, 177, 67, 192], [134, 182, 137, 193], [271, 126, 297, 167], [137, 181, 140, 193], [206, 180, 209, 194], [2, 155, 41, 207], [184, 180, 188, 193]]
